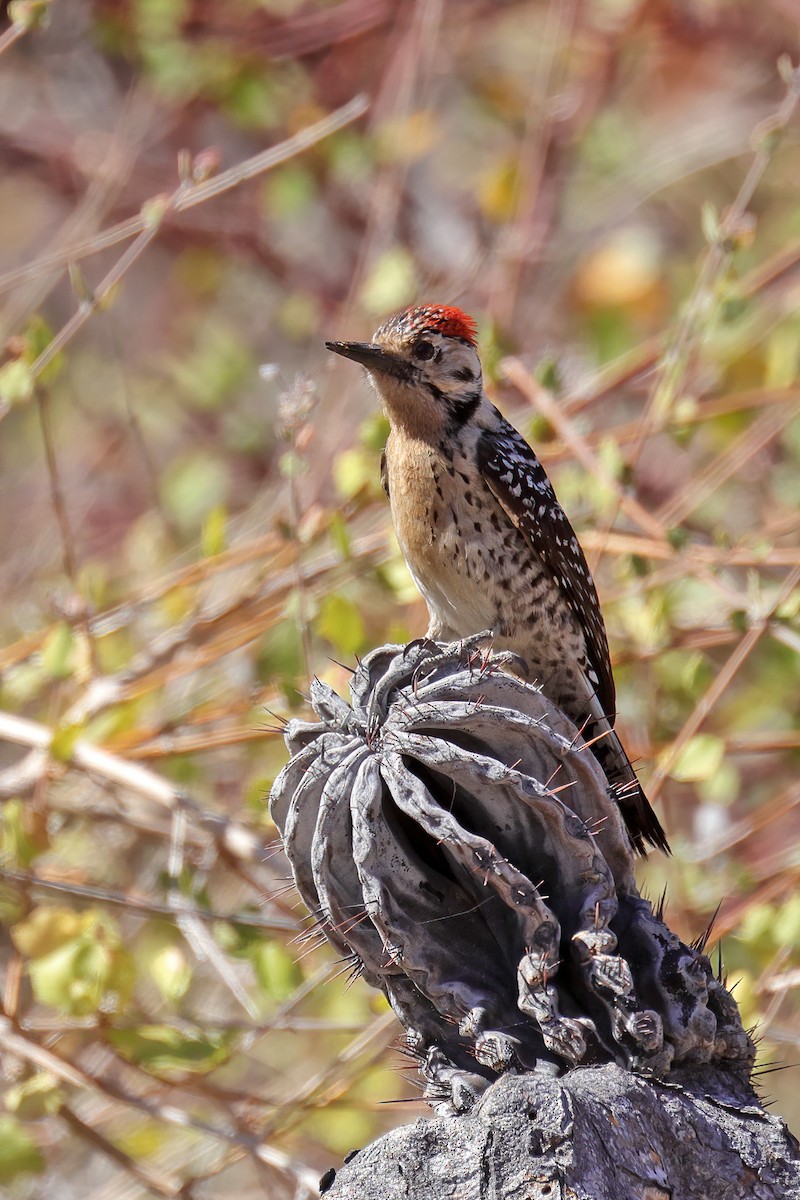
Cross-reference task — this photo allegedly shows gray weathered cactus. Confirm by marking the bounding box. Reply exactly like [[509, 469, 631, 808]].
[[269, 636, 754, 1112]]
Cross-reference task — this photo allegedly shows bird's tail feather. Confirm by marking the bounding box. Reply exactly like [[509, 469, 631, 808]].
[[580, 682, 670, 856]]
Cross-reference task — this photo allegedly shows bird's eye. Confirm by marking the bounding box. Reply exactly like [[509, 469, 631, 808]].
[[413, 339, 436, 362]]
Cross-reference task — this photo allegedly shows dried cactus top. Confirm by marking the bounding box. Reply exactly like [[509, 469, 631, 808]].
[[270, 637, 754, 1111]]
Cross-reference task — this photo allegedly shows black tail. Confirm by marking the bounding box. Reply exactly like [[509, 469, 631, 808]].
[[589, 723, 670, 857]]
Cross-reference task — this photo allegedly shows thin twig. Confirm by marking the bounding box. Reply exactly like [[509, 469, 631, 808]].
[[561, 237, 800, 421], [0, 95, 368, 298], [0, 1016, 321, 1196], [60, 1104, 181, 1198], [0, 85, 156, 352], [0, 866, 297, 930], [648, 563, 800, 802], [689, 784, 800, 864], [0, 9, 37, 57], [36, 388, 100, 673], [543, 385, 800, 465], [578, 529, 799, 569], [501, 357, 667, 543], [21, 176, 195, 391], [257, 1010, 399, 1142], [168, 806, 261, 1021], [655, 397, 800, 528], [0, 709, 262, 861], [36, 391, 77, 582], [647, 60, 800, 430], [277, 374, 320, 685]]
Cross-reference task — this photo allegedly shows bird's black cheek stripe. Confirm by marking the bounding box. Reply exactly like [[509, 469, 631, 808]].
[[444, 393, 481, 433], [453, 366, 475, 382], [457, 392, 481, 419], [426, 382, 446, 402]]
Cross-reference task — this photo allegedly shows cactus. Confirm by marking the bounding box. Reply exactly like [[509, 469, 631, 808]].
[[270, 636, 754, 1113]]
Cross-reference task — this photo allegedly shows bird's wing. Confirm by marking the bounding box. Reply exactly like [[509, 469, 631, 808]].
[[476, 415, 616, 720]]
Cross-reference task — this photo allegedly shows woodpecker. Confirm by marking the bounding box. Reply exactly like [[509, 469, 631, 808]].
[[326, 305, 669, 855]]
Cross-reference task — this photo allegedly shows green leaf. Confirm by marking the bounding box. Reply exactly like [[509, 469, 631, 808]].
[[168, 322, 251, 411], [329, 512, 352, 558], [359, 247, 416, 315], [49, 720, 85, 763], [264, 164, 316, 220], [478, 156, 521, 222], [114, 1121, 169, 1162], [107, 1024, 232, 1077], [772, 894, 800, 951], [360, 412, 390, 452], [737, 902, 777, 950], [13, 908, 134, 1016], [252, 938, 302, 1001], [378, 555, 421, 605], [0, 884, 26, 926], [701, 201, 721, 246], [161, 452, 229, 534], [21, 314, 62, 384], [277, 292, 320, 340], [141, 194, 171, 230], [2, 662, 45, 705], [764, 323, 800, 389], [12, 906, 85, 958], [201, 505, 227, 557], [40, 621, 75, 680], [729, 609, 749, 634], [0, 1115, 44, 1183], [258, 618, 305, 694], [725, 970, 757, 1027], [597, 436, 624, 482], [279, 449, 307, 479], [4, 1073, 63, 1121], [0, 359, 34, 406], [697, 760, 740, 807], [221, 67, 281, 129], [668, 734, 726, 783], [0, 798, 49, 868], [9, 0, 53, 31], [29, 938, 99, 1014], [302, 1106, 375, 1158], [333, 448, 375, 500], [534, 358, 562, 394], [325, 128, 372, 187], [316, 593, 366, 658], [776, 588, 800, 622], [666, 526, 691, 551], [138, 922, 193, 1005]]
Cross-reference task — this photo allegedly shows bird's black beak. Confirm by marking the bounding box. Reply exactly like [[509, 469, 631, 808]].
[[325, 340, 410, 381]]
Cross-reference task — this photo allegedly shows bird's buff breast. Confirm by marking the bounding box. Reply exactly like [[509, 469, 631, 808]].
[[385, 437, 501, 638]]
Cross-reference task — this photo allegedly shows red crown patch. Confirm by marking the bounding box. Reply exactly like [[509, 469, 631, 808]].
[[396, 305, 478, 346]]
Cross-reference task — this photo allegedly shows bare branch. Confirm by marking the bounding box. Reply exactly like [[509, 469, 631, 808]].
[[0, 94, 368, 298], [0, 709, 262, 861]]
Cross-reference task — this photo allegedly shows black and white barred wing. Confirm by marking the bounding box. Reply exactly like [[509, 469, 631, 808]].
[[476, 416, 616, 721]]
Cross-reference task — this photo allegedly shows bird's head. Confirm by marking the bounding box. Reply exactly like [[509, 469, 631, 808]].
[[326, 304, 483, 436]]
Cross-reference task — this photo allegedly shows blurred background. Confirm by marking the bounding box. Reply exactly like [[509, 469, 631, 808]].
[[0, 0, 799, 1195]]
